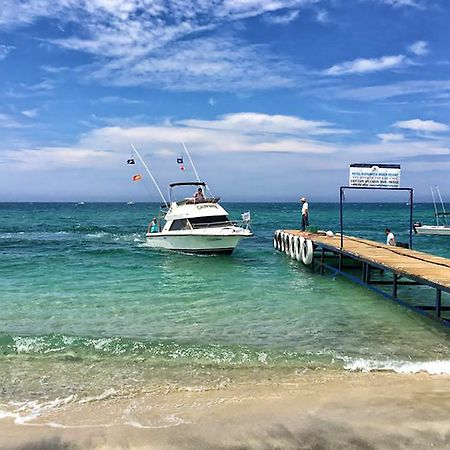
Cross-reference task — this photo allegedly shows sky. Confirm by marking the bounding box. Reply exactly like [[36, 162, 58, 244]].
[[1, 0, 450, 202]]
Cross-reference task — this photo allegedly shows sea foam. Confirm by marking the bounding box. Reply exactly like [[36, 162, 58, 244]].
[[343, 358, 450, 375]]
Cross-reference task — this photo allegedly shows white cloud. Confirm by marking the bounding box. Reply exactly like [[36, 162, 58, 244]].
[[6, 79, 55, 98], [324, 79, 450, 101], [323, 55, 408, 76], [0, 44, 15, 60], [377, 133, 405, 142], [408, 40, 428, 56], [40, 65, 69, 74], [370, 0, 423, 7], [316, 9, 329, 23], [394, 119, 449, 132], [86, 36, 299, 91], [0, 113, 23, 128], [2, 112, 348, 170], [178, 112, 348, 136], [0, 1, 317, 92], [4, 146, 112, 170], [2, 114, 450, 201], [21, 109, 39, 118], [382, 0, 422, 7], [81, 115, 342, 155], [94, 96, 142, 104], [263, 9, 300, 24]]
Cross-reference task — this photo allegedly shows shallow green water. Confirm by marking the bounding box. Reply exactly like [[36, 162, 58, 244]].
[[0, 202, 449, 411]]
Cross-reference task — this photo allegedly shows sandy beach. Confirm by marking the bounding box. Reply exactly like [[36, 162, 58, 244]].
[[1, 371, 449, 449]]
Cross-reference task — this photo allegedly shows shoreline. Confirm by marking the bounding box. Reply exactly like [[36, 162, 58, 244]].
[[1, 371, 449, 449]]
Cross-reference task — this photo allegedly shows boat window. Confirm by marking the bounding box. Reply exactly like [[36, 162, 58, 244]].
[[189, 216, 230, 228], [169, 219, 190, 231]]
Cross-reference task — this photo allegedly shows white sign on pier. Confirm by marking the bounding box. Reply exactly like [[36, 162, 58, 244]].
[[349, 163, 401, 188]]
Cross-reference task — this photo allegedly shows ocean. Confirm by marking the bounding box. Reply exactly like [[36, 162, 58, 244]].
[[1, 202, 449, 427]]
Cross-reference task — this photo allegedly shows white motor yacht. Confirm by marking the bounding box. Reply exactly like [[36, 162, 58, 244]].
[[145, 182, 253, 254]]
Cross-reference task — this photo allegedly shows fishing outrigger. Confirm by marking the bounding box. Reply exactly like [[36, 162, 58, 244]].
[[131, 143, 253, 254]]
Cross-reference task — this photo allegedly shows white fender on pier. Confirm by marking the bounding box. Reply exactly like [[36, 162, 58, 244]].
[[284, 233, 291, 255], [273, 231, 280, 250], [277, 231, 283, 251], [301, 239, 314, 265], [294, 236, 303, 261], [289, 235, 296, 259]]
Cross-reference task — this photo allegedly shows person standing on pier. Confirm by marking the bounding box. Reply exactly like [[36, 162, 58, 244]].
[[385, 228, 396, 246], [300, 197, 309, 231]]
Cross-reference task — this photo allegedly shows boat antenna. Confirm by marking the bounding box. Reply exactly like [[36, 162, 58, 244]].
[[181, 142, 214, 198], [182, 142, 201, 183], [130, 143, 168, 207]]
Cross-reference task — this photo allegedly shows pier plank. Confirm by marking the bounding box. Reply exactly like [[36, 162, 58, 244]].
[[284, 231, 450, 290]]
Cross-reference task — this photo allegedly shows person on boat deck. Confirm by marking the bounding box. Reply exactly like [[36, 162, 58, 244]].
[[149, 217, 158, 233], [300, 197, 309, 231], [194, 187, 205, 203], [385, 228, 396, 246]]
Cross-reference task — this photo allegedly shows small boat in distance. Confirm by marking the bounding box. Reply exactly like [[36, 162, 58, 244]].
[[75, 201, 85, 206], [127, 201, 134, 205], [414, 186, 450, 236], [146, 182, 252, 254]]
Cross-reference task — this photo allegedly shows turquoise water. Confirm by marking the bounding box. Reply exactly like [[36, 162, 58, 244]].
[[0, 202, 449, 410]]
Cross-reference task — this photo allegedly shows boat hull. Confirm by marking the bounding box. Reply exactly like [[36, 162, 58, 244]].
[[415, 226, 450, 236], [145, 232, 249, 254]]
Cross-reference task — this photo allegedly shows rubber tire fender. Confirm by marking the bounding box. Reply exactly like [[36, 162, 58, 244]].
[[277, 231, 283, 251], [289, 235, 296, 259], [280, 232, 285, 252], [301, 239, 314, 265], [285, 234, 291, 255], [273, 231, 280, 250], [294, 236, 303, 261]]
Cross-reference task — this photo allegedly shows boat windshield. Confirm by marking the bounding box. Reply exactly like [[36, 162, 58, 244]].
[[188, 216, 233, 229], [176, 197, 220, 206]]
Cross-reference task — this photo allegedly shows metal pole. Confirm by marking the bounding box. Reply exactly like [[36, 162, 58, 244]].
[[340, 187, 344, 249], [131, 144, 168, 207], [362, 262, 367, 282], [320, 248, 325, 275], [409, 189, 413, 249], [436, 289, 442, 318], [393, 274, 398, 299]]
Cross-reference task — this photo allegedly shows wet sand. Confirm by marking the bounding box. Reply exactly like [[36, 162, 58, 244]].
[[1, 371, 450, 449]]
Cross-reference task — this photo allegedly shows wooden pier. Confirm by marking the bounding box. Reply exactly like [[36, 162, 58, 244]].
[[274, 230, 450, 327]]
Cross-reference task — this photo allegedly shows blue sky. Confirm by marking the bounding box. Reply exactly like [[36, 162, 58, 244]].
[[1, 0, 450, 202]]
